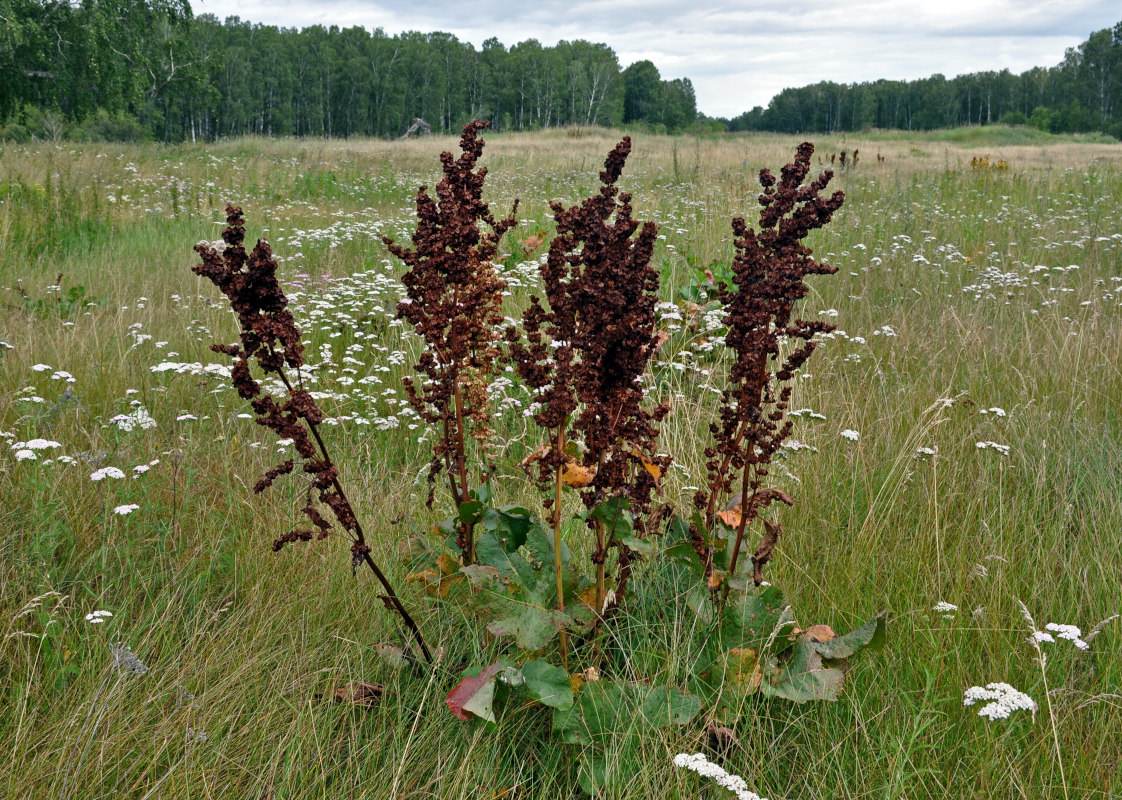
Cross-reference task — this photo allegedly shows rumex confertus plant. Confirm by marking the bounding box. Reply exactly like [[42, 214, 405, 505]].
[[383, 119, 518, 566], [193, 206, 431, 664], [692, 141, 845, 591], [195, 129, 882, 783], [507, 135, 670, 662]]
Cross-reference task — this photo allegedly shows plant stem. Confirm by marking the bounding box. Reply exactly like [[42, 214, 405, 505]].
[[277, 365, 432, 665], [726, 464, 754, 578], [553, 421, 568, 671], [452, 380, 474, 564]]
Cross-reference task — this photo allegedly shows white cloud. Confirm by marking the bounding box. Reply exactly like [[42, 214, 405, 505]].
[[189, 0, 1121, 117]]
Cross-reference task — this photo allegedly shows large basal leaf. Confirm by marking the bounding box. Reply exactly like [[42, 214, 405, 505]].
[[718, 585, 789, 652], [521, 659, 574, 710], [809, 613, 886, 659], [446, 663, 503, 722], [638, 685, 702, 726], [487, 605, 571, 651], [474, 531, 536, 585], [759, 638, 846, 703]]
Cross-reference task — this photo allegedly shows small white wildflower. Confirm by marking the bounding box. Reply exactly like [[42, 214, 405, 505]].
[[673, 752, 767, 800], [90, 467, 126, 481], [113, 504, 140, 516], [15, 449, 37, 461], [963, 682, 1036, 720], [176, 413, 198, 421], [975, 441, 1010, 456], [85, 610, 113, 623], [915, 446, 937, 458], [132, 464, 149, 475], [1032, 630, 1055, 643], [31, 363, 52, 372], [840, 429, 860, 442], [933, 601, 958, 619], [1045, 623, 1090, 650], [14, 438, 62, 450]]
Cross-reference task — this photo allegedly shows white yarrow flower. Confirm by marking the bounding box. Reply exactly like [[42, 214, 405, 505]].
[[674, 753, 767, 800], [840, 429, 860, 442], [113, 504, 140, 516], [15, 449, 37, 461], [963, 682, 1036, 720], [90, 467, 126, 481], [85, 610, 113, 623]]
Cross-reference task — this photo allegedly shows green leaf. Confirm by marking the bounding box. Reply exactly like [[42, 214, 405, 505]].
[[521, 659, 574, 710], [589, 497, 633, 541], [486, 605, 568, 651], [458, 500, 485, 526], [719, 585, 788, 652], [811, 613, 886, 659], [469, 483, 492, 505], [474, 532, 534, 585], [446, 663, 503, 722], [552, 680, 631, 745], [552, 680, 701, 745], [525, 518, 571, 571], [759, 639, 846, 703], [638, 685, 702, 726], [620, 534, 656, 557], [482, 505, 533, 552]]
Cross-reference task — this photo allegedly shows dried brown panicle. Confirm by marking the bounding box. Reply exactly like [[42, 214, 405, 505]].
[[695, 142, 844, 584], [194, 205, 431, 663], [384, 120, 517, 563], [507, 137, 669, 611]]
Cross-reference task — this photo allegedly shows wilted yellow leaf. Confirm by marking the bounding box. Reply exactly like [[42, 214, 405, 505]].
[[561, 461, 595, 488], [717, 506, 742, 527], [628, 445, 662, 483]]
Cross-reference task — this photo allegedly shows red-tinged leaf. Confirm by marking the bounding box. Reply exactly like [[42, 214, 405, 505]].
[[446, 663, 503, 721]]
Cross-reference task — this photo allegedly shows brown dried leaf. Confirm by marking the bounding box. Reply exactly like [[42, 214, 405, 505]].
[[751, 518, 782, 585], [791, 624, 836, 643], [517, 442, 550, 471], [522, 231, 546, 253], [704, 722, 743, 757], [717, 506, 743, 528], [330, 681, 384, 709]]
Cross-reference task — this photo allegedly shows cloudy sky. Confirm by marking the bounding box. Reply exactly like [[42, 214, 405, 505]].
[[190, 0, 1121, 118]]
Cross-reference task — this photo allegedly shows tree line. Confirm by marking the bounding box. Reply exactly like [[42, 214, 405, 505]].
[[0, 0, 696, 141], [0, 1, 1119, 141], [729, 21, 1122, 139]]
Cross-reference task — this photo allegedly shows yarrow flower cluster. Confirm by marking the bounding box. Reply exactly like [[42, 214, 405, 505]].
[[840, 429, 860, 442], [975, 440, 1010, 456], [85, 610, 113, 624], [933, 601, 959, 618], [963, 682, 1037, 720], [673, 752, 767, 800], [1037, 622, 1090, 650], [110, 407, 157, 431], [90, 467, 126, 481], [113, 504, 140, 516]]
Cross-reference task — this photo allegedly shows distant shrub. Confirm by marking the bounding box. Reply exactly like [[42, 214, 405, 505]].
[[73, 111, 152, 143], [998, 111, 1029, 127]]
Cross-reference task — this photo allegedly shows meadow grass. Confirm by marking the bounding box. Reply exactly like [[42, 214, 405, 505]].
[[1, 129, 1121, 799]]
